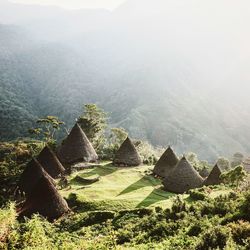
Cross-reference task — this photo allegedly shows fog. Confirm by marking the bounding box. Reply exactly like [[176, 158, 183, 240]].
[[10, 0, 125, 10], [1, 0, 250, 160]]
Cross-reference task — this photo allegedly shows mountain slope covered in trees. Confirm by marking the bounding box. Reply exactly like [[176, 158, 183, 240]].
[[1, 0, 250, 161]]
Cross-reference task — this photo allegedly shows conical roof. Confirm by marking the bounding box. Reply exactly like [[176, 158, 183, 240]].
[[153, 147, 179, 177], [113, 137, 142, 166], [203, 164, 222, 186], [37, 146, 65, 178], [18, 158, 55, 195], [57, 123, 98, 164], [199, 168, 210, 178], [18, 174, 69, 221], [163, 157, 203, 193]]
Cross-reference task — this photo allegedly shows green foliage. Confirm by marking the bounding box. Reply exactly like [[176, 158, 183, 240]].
[[66, 193, 99, 212], [109, 128, 128, 147], [239, 191, 250, 221], [61, 211, 116, 232], [196, 226, 231, 250], [189, 188, 208, 201], [0, 202, 16, 248], [229, 221, 250, 245], [0, 141, 42, 178], [0, 140, 43, 205], [1, 140, 250, 249], [221, 165, 247, 188], [28, 116, 64, 147], [78, 104, 107, 150], [99, 127, 128, 160], [217, 157, 231, 171], [2, 189, 250, 249], [171, 195, 188, 215], [186, 152, 211, 172], [135, 140, 159, 165], [231, 152, 244, 168], [116, 208, 154, 218]]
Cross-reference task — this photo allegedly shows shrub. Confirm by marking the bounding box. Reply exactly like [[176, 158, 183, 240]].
[[240, 191, 250, 220], [155, 206, 163, 214], [189, 190, 207, 201], [0, 203, 16, 248], [135, 140, 161, 165], [116, 225, 134, 244], [82, 211, 116, 227], [171, 196, 188, 214], [12, 215, 55, 249], [61, 211, 115, 232], [188, 224, 202, 237], [229, 221, 250, 245], [117, 208, 154, 218], [66, 193, 99, 212], [221, 165, 247, 188], [200, 194, 237, 217], [196, 226, 231, 250]]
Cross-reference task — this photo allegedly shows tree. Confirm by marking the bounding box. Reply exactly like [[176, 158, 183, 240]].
[[221, 165, 247, 188], [77, 104, 108, 150], [186, 152, 201, 171], [109, 128, 128, 150], [217, 157, 230, 171], [231, 152, 244, 168], [28, 116, 64, 147]]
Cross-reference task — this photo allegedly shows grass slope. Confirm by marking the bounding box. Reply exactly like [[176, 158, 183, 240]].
[[61, 163, 176, 211], [61, 162, 230, 211]]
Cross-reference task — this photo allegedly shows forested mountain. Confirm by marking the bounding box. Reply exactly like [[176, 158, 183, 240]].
[[1, 0, 250, 161]]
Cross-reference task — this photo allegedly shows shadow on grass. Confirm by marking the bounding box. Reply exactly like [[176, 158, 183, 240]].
[[79, 163, 118, 178], [136, 187, 175, 208], [117, 175, 160, 196]]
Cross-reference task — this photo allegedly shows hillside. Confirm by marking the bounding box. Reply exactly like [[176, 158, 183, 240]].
[[1, 0, 250, 161], [61, 163, 230, 212], [1, 147, 248, 249]]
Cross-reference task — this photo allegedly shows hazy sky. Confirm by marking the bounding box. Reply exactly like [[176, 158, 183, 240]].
[[10, 0, 126, 10]]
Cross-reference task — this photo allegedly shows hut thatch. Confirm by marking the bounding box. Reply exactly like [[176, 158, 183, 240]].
[[163, 156, 203, 193], [243, 157, 250, 173], [113, 137, 142, 166], [37, 146, 65, 178], [18, 158, 55, 195], [18, 174, 69, 221], [203, 164, 222, 186], [153, 147, 178, 177], [57, 123, 98, 164], [199, 168, 210, 178]]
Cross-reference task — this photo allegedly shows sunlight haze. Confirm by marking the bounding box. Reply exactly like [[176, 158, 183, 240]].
[[1, 0, 250, 161], [10, 0, 126, 9]]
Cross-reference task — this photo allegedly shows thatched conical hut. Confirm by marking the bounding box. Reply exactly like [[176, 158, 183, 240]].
[[113, 137, 142, 166], [18, 158, 55, 195], [18, 174, 69, 221], [163, 156, 203, 193], [57, 123, 98, 164], [199, 168, 210, 178], [203, 164, 222, 186], [153, 147, 178, 177], [37, 146, 65, 178]]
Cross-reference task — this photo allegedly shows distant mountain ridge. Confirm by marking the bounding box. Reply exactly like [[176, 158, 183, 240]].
[[0, 0, 250, 161]]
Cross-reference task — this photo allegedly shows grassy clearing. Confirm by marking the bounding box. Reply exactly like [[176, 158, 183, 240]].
[[61, 163, 176, 211], [60, 163, 231, 211]]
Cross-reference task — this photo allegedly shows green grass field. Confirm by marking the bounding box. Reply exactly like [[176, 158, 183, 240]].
[[60, 162, 230, 211]]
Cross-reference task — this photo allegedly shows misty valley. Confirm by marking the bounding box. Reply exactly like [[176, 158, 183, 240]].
[[1, 0, 250, 249]]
